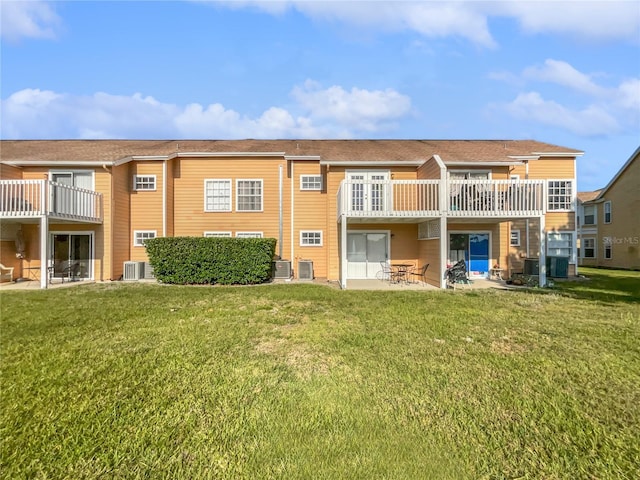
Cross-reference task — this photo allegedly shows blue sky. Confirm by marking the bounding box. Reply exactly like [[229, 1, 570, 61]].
[[1, 1, 639, 191]]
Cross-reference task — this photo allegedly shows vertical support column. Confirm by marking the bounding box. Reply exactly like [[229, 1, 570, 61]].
[[440, 216, 448, 289], [539, 215, 546, 287], [340, 215, 347, 289], [39, 216, 48, 289]]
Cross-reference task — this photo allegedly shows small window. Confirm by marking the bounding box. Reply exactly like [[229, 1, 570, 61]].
[[204, 179, 232, 212], [583, 205, 596, 225], [300, 175, 322, 191], [604, 201, 611, 224], [133, 175, 156, 191], [604, 243, 612, 259], [236, 232, 263, 238], [583, 238, 596, 258], [236, 180, 263, 212], [548, 180, 574, 211], [300, 231, 323, 246], [510, 229, 520, 247], [134, 230, 156, 247], [204, 231, 232, 238]]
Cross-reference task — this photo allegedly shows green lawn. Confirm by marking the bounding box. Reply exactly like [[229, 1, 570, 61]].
[[1, 267, 639, 479]]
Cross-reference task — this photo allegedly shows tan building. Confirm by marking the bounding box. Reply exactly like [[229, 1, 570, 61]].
[[578, 146, 640, 270], [0, 139, 583, 288]]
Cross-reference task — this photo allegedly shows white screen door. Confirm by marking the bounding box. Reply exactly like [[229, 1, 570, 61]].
[[347, 232, 389, 279]]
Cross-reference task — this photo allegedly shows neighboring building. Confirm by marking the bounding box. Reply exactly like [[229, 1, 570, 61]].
[[578, 146, 640, 270], [0, 139, 583, 288]]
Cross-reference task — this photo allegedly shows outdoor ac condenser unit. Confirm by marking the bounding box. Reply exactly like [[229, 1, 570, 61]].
[[123, 261, 143, 281], [143, 262, 155, 279], [298, 260, 313, 280], [272, 260, 291, 279]]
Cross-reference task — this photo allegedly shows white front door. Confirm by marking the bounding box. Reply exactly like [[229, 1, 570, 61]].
[[347, 232, 389, 279], [347, 171, 390, 213]]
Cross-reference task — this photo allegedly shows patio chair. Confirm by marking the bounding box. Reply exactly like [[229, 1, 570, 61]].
[[0, 263, 14, 282], [409, 263, 429, 283], [376, 261, 395, 283]]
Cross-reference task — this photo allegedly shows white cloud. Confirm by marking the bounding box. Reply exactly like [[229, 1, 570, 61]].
[[205, 1, 640, 46], [0, 1, 61, 42], [493, 59, 640, 136], [0, 82, 413, 139], [503, 92, 619, 137]]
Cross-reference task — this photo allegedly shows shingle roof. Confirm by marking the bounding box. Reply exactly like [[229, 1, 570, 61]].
[[577, 190, 602, 203], [0, 139, 582, 164]]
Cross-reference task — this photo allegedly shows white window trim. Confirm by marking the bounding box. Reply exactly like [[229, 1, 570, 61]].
[[510, 229, 520, 247], [300, 174, 323, 191], [133, 174, 157, 191], [604, 201, 612, 224], [448, 170, 492, 179], [204, 231, 232, 237], [582, 237, 596, 259], [236, 232, 263, 238], [236, 179, 264, 212], [49, 170, 96, 191], [300, 230, 323, 246], [133, 230, 156, 247], [547, 179, 575, 212], [204, 179, 232, 212]]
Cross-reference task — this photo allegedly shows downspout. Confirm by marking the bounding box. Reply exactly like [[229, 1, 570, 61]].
[[162, 159, 167, 237], [525, 160, 530, 258], [279, 164, 283, 259]]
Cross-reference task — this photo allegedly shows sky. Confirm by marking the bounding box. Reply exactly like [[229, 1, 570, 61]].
[[1, 0, 639, 191]]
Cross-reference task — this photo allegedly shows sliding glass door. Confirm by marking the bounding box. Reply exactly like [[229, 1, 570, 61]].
[[51, 233, 92, 280]]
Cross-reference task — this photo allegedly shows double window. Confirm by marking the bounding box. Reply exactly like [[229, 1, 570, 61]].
[[548, 180, 574, 211], [236, 232, 263, 238], [134, 230, 156, 247], [133, 175, 156, 191], [300, 175, 322, 191], [205, 179, 263, 212], [300, 231, 323, 246]]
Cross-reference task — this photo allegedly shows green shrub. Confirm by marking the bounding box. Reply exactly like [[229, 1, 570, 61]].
[[144, 237, 276, 285]]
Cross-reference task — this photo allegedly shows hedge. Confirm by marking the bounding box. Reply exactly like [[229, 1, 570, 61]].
[[144, 237, 277, 285]]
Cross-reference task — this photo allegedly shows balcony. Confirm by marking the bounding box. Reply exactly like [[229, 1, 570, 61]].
[[0, 180, 103, 223], [337, 178, 546, 220]]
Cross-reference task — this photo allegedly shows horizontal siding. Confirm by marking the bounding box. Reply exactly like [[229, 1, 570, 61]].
[[0, 164, 23, 180], [417, 158, 441, 180], [112, 164, 131, 277], [130, 162, 164, 263], [525, 158, 575, 179]]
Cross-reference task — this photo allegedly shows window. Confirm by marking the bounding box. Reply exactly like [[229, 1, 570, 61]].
[[583, 205, 596, 225], [236, 232, 263, 238], [236, 180, 263, 211], [133, 175, 156, 191], [510, 229, 520, 247], [134, 230, 156, 247], [547, 232, 573, 260], [604, 201, 611, 223], [300, 231, 323, 246], [204, 231, 232, 237], [301, 175, 322, 191], [204, 179, 231, 212], [583, 238, 596, 258], [548, 180, 574, 211], [605, 243, 612, 259]]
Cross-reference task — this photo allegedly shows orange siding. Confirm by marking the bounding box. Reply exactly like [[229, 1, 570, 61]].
[[0, 164, 22, 180], [111, 164, 131, 279], [417, 157, 442, 180], [526, 158, 575, 179], [418, 238, 441, 286], [130, 161, 164, 262], [291, 161, 328, 278]]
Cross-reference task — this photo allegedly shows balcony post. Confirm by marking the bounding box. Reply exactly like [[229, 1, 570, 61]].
[[539, 215, 547, 287], [39, 216, 48, 289], [340, 214, 347, 289]]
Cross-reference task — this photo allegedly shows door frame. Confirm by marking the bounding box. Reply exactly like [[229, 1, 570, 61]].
[[346, 170, 391, 212], [448, 230, 492, 279], [346, 229, 391, 279], [49, 230, 95, 280]]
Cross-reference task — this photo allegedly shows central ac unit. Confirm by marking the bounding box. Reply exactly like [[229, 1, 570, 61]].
[[298, 260, 313, 280], [123, 261, 143, 281], [272, 260, 291, 279], [143, 262, 155, 279]]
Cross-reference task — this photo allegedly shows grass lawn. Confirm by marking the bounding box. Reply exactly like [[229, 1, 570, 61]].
[[1, 267, 639, 479]]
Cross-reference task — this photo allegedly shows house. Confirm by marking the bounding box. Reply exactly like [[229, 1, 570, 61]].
[[578, 146, 640, 270], [0, 139, 583, 288]]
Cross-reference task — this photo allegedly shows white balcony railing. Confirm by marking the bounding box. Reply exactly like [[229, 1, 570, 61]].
[[338, 178, 546, 219], [448, 179, 545, 217], [338, 179, 441, 219], [0, 180, 103, 223]]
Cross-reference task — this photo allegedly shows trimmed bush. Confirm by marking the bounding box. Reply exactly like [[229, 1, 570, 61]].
[[144, 237, 276, 285]]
